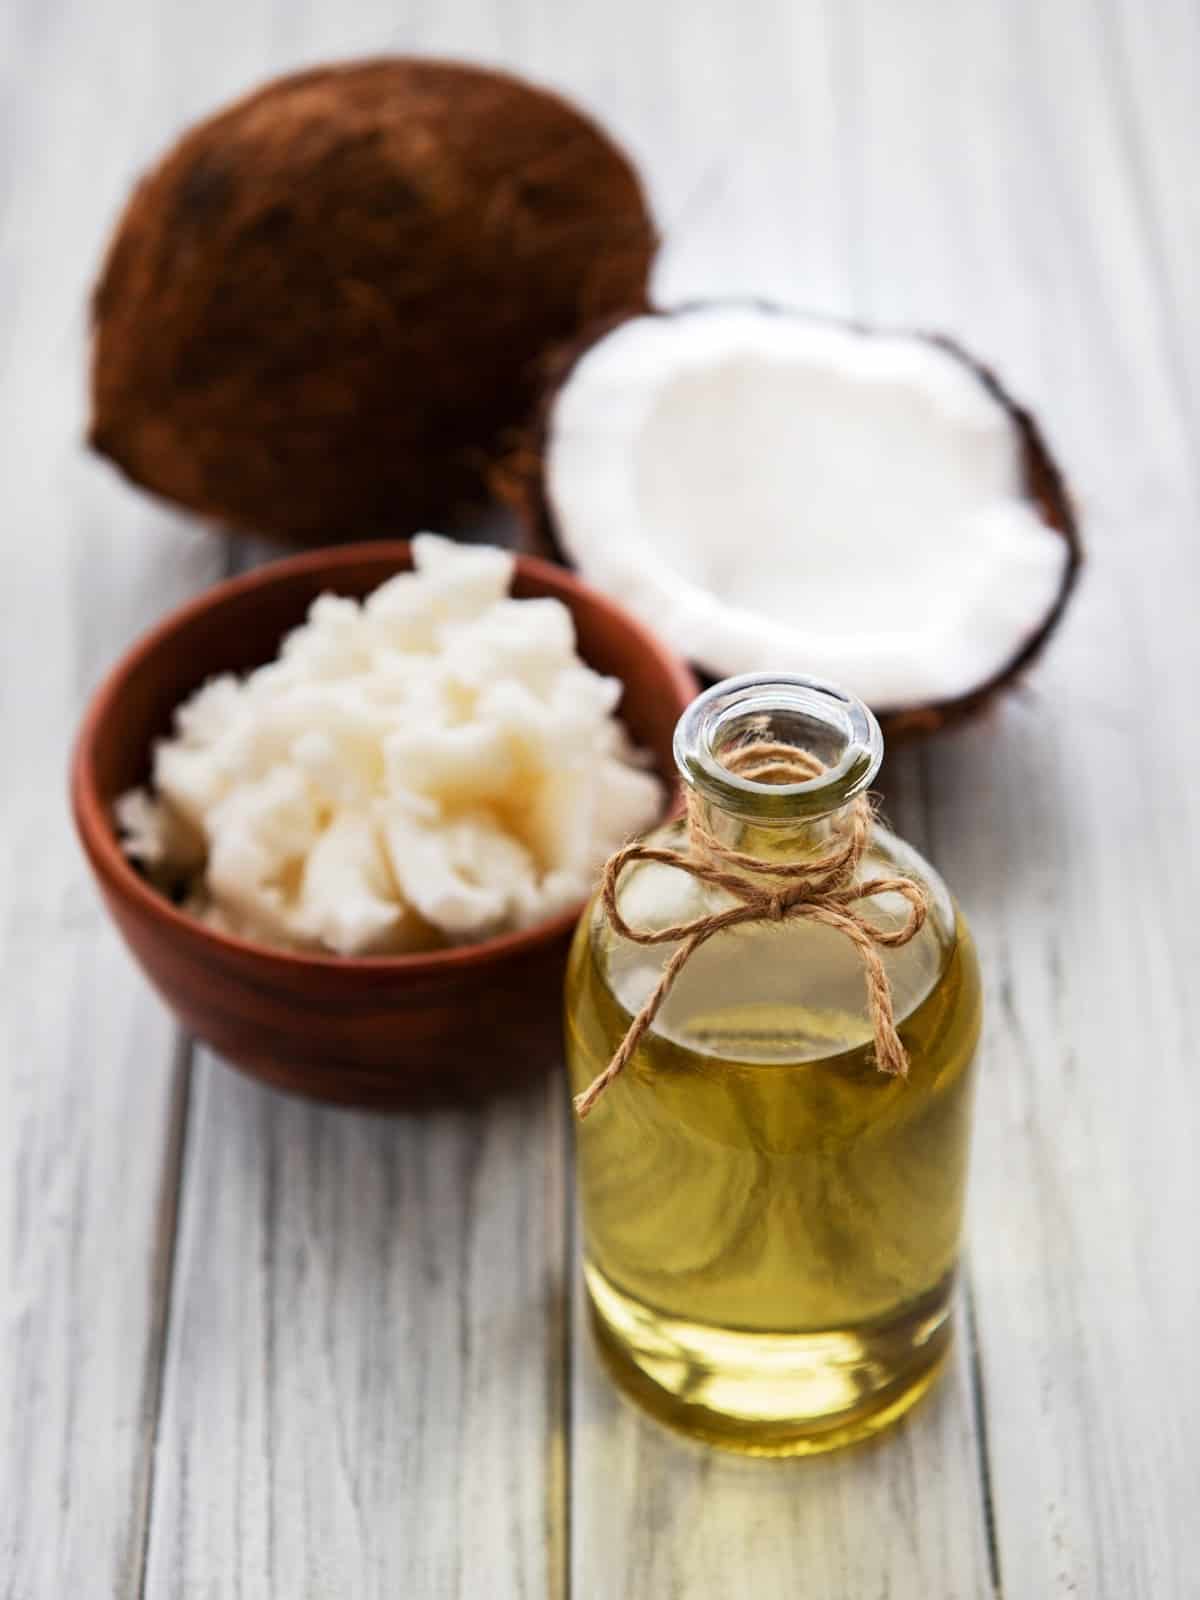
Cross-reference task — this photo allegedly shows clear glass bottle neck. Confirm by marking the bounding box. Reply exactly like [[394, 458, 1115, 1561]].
[[688, 793, 850, 861], [673, 674, 884, 861]]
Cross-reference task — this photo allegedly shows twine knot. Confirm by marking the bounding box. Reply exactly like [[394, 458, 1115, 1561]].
[[765, 890, 791, 922], [573, 740, 929, 1118]]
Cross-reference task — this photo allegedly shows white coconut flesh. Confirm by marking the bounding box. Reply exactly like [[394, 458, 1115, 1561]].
[[543, 308, 1070, 709]]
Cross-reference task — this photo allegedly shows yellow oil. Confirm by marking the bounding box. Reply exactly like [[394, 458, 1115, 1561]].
[[565, 885, 982, 1455]]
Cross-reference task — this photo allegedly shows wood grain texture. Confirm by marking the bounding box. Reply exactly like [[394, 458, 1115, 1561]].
[[844, 1, 1200, 1594], [0, 2, 228, 1592], [142, 1062, 566, 1600], [5, 0, 1200, 1595]]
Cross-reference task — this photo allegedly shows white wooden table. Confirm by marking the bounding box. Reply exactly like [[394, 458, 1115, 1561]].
[[4, 1, 1198, 1594]]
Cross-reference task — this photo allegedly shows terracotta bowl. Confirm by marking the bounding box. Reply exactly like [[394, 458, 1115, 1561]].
[[71, 542, 697, 1108]]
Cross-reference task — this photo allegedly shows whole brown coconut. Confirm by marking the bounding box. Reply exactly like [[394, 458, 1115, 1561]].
[[89, 59, 656, 544]]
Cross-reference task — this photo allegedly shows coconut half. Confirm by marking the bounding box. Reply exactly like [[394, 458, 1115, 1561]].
[[515, 306, 1079, 737]]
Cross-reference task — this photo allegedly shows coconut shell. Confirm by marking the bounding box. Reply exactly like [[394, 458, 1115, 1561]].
[[497, 306, 1082, 743], [89, 59, 656, 544]]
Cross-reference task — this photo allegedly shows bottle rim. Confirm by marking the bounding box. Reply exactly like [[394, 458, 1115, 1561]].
[[673, 673, 884, 822]]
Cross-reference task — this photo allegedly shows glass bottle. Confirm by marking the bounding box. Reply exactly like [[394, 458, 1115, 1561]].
[[564, 674, 982, 1455]]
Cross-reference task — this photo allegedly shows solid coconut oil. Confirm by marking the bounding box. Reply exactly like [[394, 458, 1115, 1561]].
[[564, 676, 982, 1455]]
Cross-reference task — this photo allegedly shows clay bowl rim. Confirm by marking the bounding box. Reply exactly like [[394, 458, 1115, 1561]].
[[71, 539, 698, 982]]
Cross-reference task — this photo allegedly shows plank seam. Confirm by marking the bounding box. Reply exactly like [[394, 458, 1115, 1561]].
[[132, 1033, 195, 1600], [964, 1272, 1005, 1600]]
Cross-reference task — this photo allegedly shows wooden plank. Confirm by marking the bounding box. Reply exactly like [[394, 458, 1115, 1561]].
[[0, 0, 235, 1589], [561, 3, 996, 1594], [0, 919, 193, 1600], [142, 1060, 566, 1599], [0, 2, 229, 1589], [846, 0, 1200, 1593]]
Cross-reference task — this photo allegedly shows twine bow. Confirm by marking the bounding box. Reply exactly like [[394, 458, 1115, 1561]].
[[573, 741, 929, 1118]]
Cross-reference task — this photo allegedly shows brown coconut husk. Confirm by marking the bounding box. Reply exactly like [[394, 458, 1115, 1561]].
[[89, 59, 656, 545], [495, 306, 1082, 743]]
